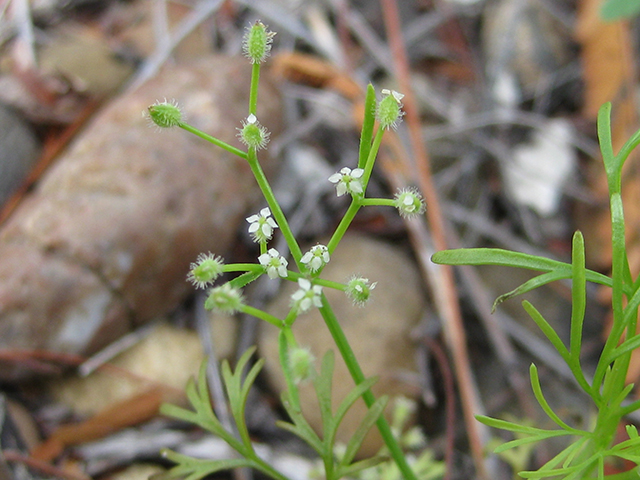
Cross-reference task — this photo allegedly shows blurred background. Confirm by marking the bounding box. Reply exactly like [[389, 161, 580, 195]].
[[0, 0, 636, 479]]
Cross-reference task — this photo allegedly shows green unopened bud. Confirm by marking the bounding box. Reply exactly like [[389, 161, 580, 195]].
[[289, 346, 315, 384], [377, 89, 404, 130], [394, 187, 426, 218], [345, 276, 377, 306], [237, 114, 270, 150], [187, 253, 224, 289], [204, 284, 244, 313], [147, 99, 183, 128], [243, 21, 276, 64]]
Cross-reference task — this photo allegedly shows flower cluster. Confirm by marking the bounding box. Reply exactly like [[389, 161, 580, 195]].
[[328, 167, 365, 197], [258, 248, 288, 279], [291, 278, 323, 313], [301, 244, 330, 273], [246, 207, 278, 243]]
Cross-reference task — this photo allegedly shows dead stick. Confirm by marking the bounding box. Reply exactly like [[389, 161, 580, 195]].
[[378, 0, 488, 477]]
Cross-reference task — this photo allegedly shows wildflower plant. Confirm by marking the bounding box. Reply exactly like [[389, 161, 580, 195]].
[[433, 103, 640, 479], [149, 20, 430, 480]]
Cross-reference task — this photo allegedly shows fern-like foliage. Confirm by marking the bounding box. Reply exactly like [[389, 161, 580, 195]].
[[277, 350, 389, 480], [158, 347, 397, 480], [159, 347, 290, 480]]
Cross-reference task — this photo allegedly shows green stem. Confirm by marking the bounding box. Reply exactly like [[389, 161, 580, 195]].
[[360, 198, 395, 207], [361, 127, 385, 187], [246, 149, 303, 264], [318, 295, 418, 480], [223, 264, 264, 274], [327, 201, 360, 254], [249, 63, 261, 116], [179, 123, 247, 159], [239, 304, 283, 328], [279, 327, 302, 410]]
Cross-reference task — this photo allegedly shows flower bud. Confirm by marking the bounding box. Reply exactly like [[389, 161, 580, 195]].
[[377, 89, 404, 130], [204, 284, 244, 313], [187, 253, 224, 289], [243, 21, 276, 64], [289, 346, 315, 384], [147, 99, 183, 128]]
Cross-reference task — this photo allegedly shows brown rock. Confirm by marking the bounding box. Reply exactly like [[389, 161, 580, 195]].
[[0, 55, 282, 380], [260, 234, 424, 457]]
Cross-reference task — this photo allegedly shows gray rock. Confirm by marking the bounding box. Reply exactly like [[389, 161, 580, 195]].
[[259, 233, 425, 458], [0, 55, 282, 380], [0, 104, 40, 207]]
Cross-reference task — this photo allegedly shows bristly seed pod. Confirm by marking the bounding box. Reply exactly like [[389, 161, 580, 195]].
[[243, 21, 276, 64], [146, 99, 184, 129], [377, 89, 405, 130]]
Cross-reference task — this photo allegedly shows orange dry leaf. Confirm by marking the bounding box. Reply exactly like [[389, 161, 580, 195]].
[[271, 52, 362, 100], [31, 387, 167, 462]]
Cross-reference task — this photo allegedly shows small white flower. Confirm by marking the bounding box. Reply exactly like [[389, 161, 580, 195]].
[[393, 188, 426, 218], [377, 89, 405, 130], [291, 278, 323, 313], [246, 207, 278, 243], [300, 245, 330, 273], [258, 248, 288, 279], [328, 167, 365, 197], [381, 89, 405, 103]]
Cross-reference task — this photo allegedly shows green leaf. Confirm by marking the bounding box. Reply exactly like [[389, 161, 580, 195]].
[[160, 450, 259, 480], [277, 391, 324, 454], [314, 350, 335, 442], [493, 271, 571, 311], [522, 301, 570, 364], [529, 364, 583, 435], [221, 347, 262, 449], [432, 248, 568, 271], [336, 455, 387, 479], [340, 395, 388, 467], [601, 0, 640, 21], [358, 84, 377, 169], [229, 270, 263, 289], [598, 102, 616, 178], [431, 248, 614, 290], [328, 375, 379, 449], [476, 415, 554, 436]]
